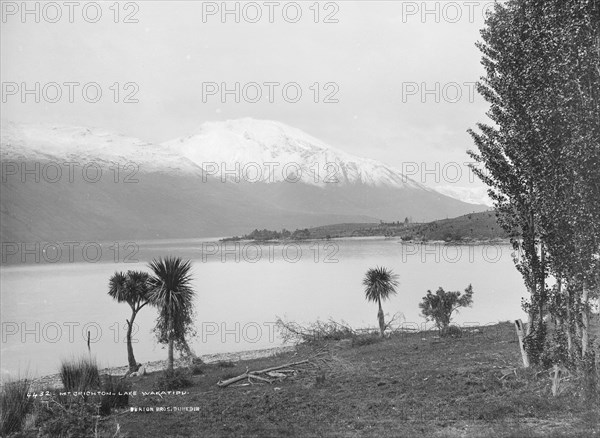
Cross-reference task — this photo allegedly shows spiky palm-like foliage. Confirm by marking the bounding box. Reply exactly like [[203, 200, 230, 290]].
[[148, 257, 196, 371], [108, 270, 152, 371], [363, 266, 399, 337]]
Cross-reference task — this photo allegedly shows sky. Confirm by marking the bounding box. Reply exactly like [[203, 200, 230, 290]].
[[1, 1, 498, 202]]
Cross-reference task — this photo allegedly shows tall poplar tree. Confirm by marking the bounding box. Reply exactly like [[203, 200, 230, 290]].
[[469, 0, 599, 366]]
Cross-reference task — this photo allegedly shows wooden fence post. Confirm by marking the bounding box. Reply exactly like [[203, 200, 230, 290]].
[[514, 319, 530, 368]]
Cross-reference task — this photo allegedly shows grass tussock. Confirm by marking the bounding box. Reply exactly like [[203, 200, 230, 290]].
[[2, 366, 128, 437], [59, 356, 100, 392], [0, 377, 31, 436]]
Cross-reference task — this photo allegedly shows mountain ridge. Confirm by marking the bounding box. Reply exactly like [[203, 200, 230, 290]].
[[0, 119, 487, 243], [164, 118, 430, 190]]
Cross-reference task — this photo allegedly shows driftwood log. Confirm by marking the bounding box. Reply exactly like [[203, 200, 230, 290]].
[[217, 359, 309, 388]]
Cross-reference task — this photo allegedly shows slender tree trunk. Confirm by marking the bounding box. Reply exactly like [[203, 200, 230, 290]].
[[539, 243, 546, 323], [126, 310, 138, 372], [523, 259, 535, 337], [377, 299, 385, 338], [168, 338, 174, 371], [167, 313, 174, 371], [595, 282, 600, 375], [562, 278, 573, 356], [526, 304, 535, 337], [526, 208, 540, 337], [582, 285, 590, 357]]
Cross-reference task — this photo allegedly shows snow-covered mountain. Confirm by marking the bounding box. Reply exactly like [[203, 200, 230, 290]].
[[164, 118, 427, 190], [0, 119, 487, 243], [1, 119, 201, 175]]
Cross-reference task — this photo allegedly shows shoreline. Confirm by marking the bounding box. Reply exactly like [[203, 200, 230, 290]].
[[14, 321, 526, 389], [28, 345, 296, 390], [220, 236, 512, 245], [0, 237, 513, 267], [25, 321, 511, 390]]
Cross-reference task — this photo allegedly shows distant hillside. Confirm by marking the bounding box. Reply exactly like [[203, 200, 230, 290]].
[[226, 211, 508, 242], [1, 119, 488, 243], [408, 211, 508, 241], [310, 211, 508, 241]]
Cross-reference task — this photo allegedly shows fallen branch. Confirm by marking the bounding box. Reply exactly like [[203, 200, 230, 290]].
[[254, 359, 309, 375], [247, 374, 275, 384], [217, 374, 250, 387], [217, 359, 309, 388]]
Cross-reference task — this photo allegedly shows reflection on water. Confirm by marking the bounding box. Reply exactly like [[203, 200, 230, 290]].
[[0, 238, 527, 377]]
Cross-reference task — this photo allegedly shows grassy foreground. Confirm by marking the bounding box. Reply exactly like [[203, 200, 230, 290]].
[[109, 322, 598, 438]]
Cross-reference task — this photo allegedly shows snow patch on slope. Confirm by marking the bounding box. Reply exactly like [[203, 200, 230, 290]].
[[0, 119, 202, 175], [164, 118, 428, 190]]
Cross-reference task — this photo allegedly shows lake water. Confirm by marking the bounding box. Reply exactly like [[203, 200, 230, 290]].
[[0, 238, 528, 378]]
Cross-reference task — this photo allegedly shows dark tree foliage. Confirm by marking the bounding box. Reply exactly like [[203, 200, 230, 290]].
[[469, 0, 599, 366], [108, 270, 152, 371], [419, 285, 474, 335], [148, 257, 196, 371], [363, 266, 399, 337]]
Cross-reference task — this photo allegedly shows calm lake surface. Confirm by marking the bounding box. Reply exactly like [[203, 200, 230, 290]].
[[1, 238, 527, 378]]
